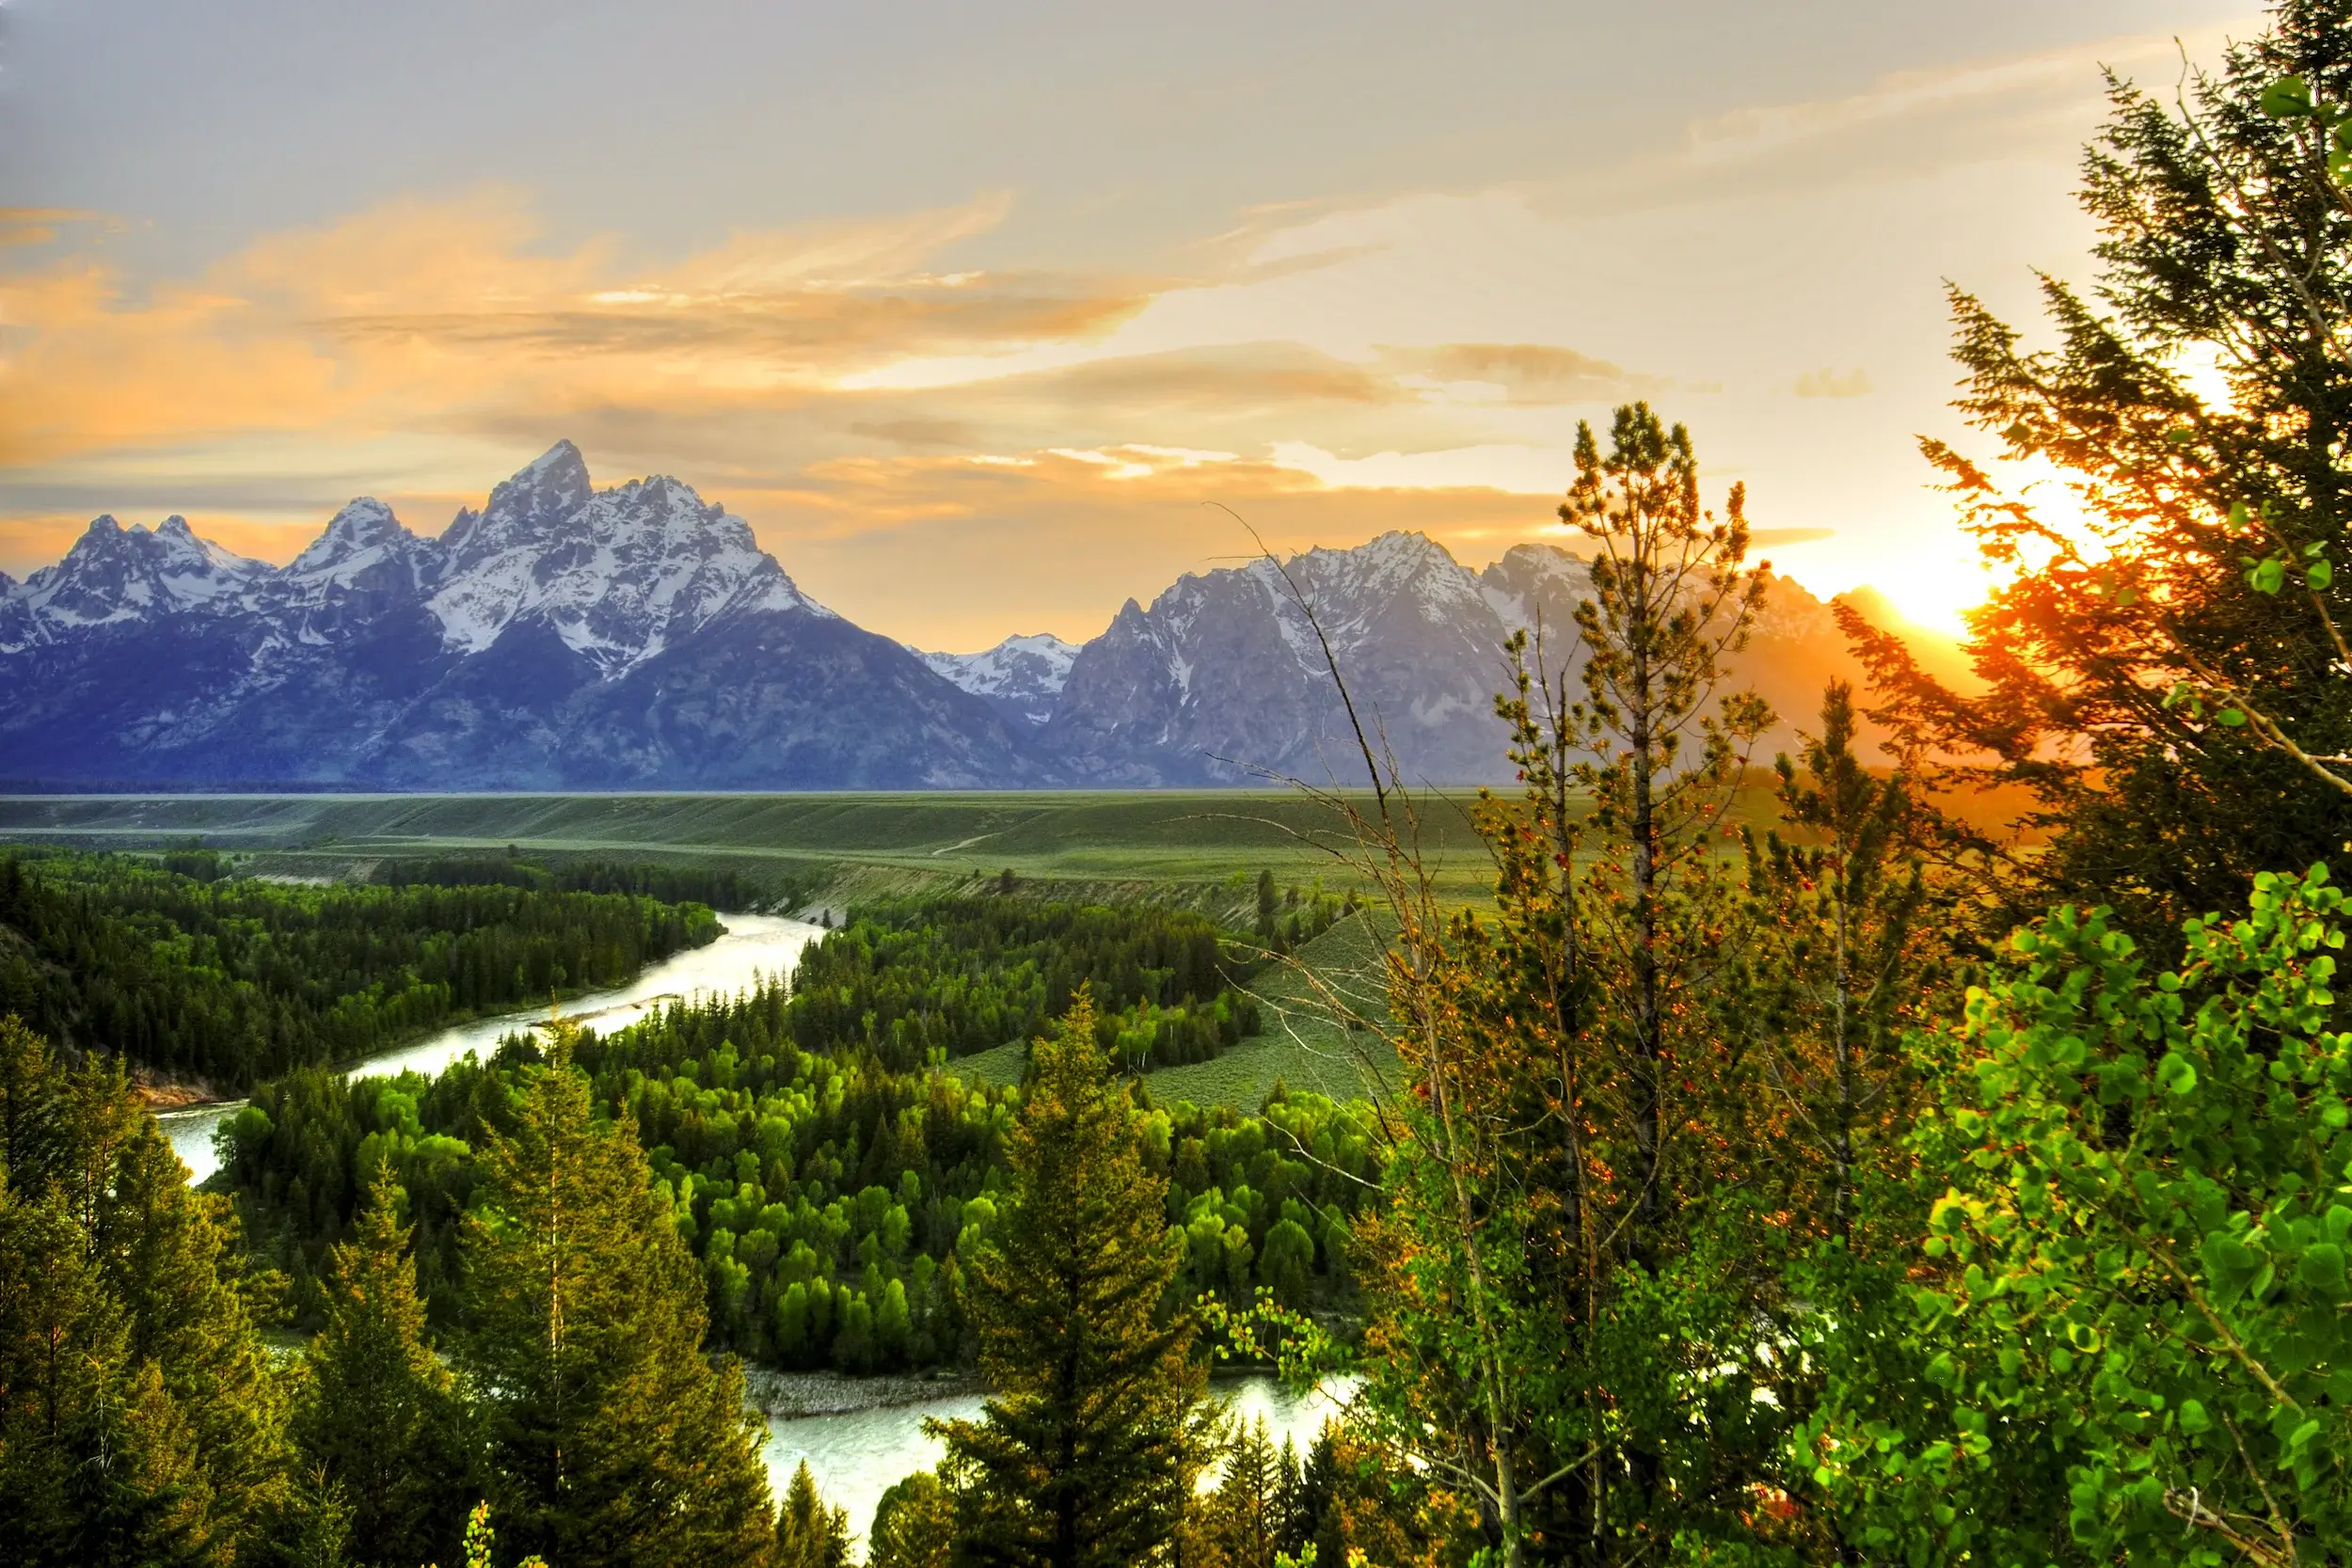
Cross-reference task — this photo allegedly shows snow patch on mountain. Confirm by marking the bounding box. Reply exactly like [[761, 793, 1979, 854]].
[[918, 633, 1080, 729]]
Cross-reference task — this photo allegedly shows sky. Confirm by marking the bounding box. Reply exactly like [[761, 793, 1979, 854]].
[[0, 0, 2262, 649]]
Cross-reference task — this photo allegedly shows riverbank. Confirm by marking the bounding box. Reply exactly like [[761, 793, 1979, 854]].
[[745, 1367, 981, 1418]]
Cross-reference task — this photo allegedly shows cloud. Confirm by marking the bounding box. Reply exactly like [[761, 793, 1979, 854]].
[[1375, 343, 1668, 404], [1794, 367, 1873, 399]]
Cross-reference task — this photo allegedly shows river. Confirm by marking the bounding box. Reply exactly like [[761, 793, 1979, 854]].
[[156, 911, 828, 1183], [152, 909, 1338, 1555], [760, 1372, 1353, 1553]]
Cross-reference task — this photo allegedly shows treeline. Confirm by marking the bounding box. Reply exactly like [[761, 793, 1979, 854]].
[[784, 895, 1266, 1070], [0, 851, 719, 1087], [218, 975, 1379, 1375], [371, 851, 772, 911]]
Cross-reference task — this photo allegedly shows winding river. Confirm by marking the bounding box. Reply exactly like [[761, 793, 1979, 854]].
[[152, 911, 1340, 1555], [156, 911, 827, 1184]]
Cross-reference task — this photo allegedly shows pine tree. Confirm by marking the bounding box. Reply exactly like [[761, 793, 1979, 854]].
[[459, 1028, 774, 1568], [0, 1014, 289, 1566], [868, 1471, 957, 1568], [1838, 0, 2352, 946], [931, 994, 1212, 1567], [291, 1162, 472, 1567], [1202, 1417, 1282, 1568], [775, 1460, 850, 1568]]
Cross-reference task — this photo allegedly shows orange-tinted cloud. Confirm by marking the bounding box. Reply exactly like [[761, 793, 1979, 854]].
[[0, 187, 1679, 645]]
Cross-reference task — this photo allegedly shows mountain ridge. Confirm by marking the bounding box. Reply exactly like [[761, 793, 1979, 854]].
[[0, 444, 1893, 790]]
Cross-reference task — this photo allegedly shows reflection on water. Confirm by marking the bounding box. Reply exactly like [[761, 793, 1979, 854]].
[[158, 913, 826, 1183], [760, 1373, 1352, 1559]]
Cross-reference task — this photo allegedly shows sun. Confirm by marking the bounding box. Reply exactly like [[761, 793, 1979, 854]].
[[1851, 551, 1995, 638]]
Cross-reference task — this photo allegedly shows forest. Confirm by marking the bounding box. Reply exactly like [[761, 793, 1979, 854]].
[[0, 850, 722, 1087], [9, 7, 2352, 1566], [214, 971, 1375, 1373], [777, 893, 1315, 1071]]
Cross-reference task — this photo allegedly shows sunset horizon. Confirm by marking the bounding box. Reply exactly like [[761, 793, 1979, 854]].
[[2, 2, 2255, 648]]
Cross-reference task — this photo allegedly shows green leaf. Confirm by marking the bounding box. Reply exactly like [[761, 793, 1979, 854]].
[[2299, 1241, 2347, 1298], [2311, 560, 2333, 590], [2263, 74, 2316, 118], [2157, 1052, 2200, 1092], [2218, 708, 2248, 727], [2255, 558, 2287, 594], [2180, 1399, 2211, 1434], [2230, 500, 2253, 530]]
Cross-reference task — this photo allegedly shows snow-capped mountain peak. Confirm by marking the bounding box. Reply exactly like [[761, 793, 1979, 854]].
[[918, 632, 1080, 729], [420, 444, 828, 671], [0, 513, 270, 649]]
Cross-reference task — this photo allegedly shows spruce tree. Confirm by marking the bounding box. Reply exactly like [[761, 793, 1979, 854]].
[[932, 994, 1211, 1567], [1201, 1417, 1281, 1568], [868, 1471, 956, 1568], [774, 1460, 850, 1568], [459, 1028, 774, 1568], [0, 1014, 294, 1566], [291, 1163, 472, 1567]]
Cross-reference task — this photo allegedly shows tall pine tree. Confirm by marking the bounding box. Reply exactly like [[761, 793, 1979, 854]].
[[775, 1460, 850, 1568], [0, 1014, 298, 1566], [932, 994, 1212, 1568], [291, 1163, 473, 1567], [459, 1027, 774, 1568]]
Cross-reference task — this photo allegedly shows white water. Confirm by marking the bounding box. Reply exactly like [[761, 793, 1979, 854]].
[[761, 1374, 1352, 1556], [157, 912, 827, 1183]]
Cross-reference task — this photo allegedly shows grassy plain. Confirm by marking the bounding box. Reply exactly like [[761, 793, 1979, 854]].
[[0, 789, 1515, 910], [945, 910, 1404, 1110]]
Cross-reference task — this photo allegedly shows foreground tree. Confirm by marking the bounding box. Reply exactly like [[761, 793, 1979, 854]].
[[290, 1163, 473, 1567], [1842, 0, 2352, 945], [460, 1027, 775, 1568], [1809, 865, 2352, 1563], [775, 1460, 851, 1568], [1291, 404, 1788, 1566], [932, 994, 1213, 1567], [868, 1471, 957, 1568], [0, 1015, 300, 1566]]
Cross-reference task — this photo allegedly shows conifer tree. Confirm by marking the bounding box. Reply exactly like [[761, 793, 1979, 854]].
[[868, 1471, 957, 1568], [459, 1028, 774, 1568], [1201, 1417, 1282, 1568], [932, 994, 1212, 1567], [775, 1460, 851, 1568], [0, 1014, 294, 1565], [291, 1162, 472, 1567]]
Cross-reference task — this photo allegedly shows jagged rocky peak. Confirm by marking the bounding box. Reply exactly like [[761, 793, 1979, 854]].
[[18, 512, 267, 628], [419, 440, 826, 669], [440, 439, 597, 568]]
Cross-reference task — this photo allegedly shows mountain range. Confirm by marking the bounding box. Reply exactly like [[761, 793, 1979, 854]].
[[0, 443, 1884, 791]]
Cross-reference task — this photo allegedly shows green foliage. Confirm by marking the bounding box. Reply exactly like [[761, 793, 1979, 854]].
[[0, 1013, 295, 1565], [1810, 864, 2352, 1564], [0, 850, 718, 1087], [223, 926, 1378, 1374], [869, 1470, 959, 1568], [776, 1460, 851, 1568], [289, 1164, 474, 1568], [784, 895, 1263, 1071], [931, 995, 1217, 1566], [372, 852, 765, 911], [458, 1026, 775, 1568]]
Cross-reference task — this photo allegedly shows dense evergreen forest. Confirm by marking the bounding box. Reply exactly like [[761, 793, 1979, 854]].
[[218, 965, 1375, 1372], [15, 8, 2352, 1565], [370, 851, 770, 911], [0, 850, 720, 1087], [781, 893, 1320, 1070]]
